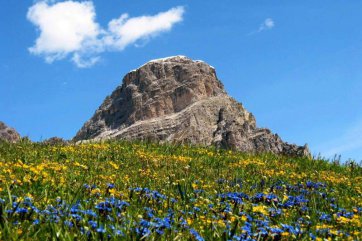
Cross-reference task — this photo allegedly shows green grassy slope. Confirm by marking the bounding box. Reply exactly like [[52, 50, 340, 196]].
[[0, 140, 361, 240]]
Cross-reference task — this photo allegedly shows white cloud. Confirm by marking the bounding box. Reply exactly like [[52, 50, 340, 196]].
[[27, 1, 100, 63], [72, 53, 100, 68], [105, 6, 184, 51], [260, 18, 275, 31], [248, 18, 275, 35], [27, 1, 184, 68]]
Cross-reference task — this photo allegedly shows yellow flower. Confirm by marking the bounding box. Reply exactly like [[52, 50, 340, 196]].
[[187, 218, 193, 225], [109, 161, 119, 170], [25, 193, 33, 199], [91, 188, 101, 195], [282, 194, 288, 202], [252, 205, 269, 216], [336, 216, 350, 224]]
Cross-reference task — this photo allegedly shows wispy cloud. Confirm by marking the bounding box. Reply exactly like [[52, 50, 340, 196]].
[[248, 18, 275, 35], [27, 1, 185, 68], [259, 18, 275, 32], [318, 120, 362, 160], [104, 7, 184, 51]]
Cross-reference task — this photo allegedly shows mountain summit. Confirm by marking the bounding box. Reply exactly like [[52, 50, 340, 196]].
[[74, 56, 310, 156]]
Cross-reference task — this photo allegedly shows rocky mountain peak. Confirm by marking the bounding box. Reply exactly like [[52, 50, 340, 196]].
[[74, 56, 310, 157], [0, 121, 20, 143]]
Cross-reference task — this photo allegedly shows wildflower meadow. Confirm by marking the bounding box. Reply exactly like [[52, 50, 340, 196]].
[[0, 140, 361, 240]]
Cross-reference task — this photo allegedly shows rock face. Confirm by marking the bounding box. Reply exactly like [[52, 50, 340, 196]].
[[74, 56, 310, 157], [0, 121, 20, 142]]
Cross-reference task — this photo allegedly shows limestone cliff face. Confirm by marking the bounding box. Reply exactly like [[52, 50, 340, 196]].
[[74, 56, 310, 157], [0, 121, 20, 143]]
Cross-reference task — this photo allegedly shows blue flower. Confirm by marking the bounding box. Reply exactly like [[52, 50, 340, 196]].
[[190, 229, 204, 241], [319, 213, 332, 222], [96, 227, 106, 233], [88, 220, 97, 229], [82, 209, 97, 217], [252, 193, 264, 203], [114, 229, 123, 236], [15, 207, 28, 214], [64, 220, 73, 228], [193, 206, 201, 212], [70, 214, 82, 222], [241, 222, 252, 234], [135, 222, 151, 237], [269, 207, 282, 217], [95, 201, 112, 213], [219, 192, 249, 204], [269, 227, 283, 234], [281, 224, 300, 236]]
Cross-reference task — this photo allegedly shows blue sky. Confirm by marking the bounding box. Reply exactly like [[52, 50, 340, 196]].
[[1, 1, 362, 162]]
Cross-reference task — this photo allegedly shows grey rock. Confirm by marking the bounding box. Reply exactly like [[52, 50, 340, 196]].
[[74, 56, 310, 157], [0, 121, 20, 143], [42, 137, 68, 145]]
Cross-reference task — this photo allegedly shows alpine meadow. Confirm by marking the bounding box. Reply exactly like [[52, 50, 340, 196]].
[[0, 140, 361, 240]]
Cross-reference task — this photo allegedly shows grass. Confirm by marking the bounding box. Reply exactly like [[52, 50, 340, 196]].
[[0, 139, 361, 240]]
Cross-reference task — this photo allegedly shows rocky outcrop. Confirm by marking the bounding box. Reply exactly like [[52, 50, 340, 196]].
[[74, 56, 310, 157], [42, 137, 68, 145], [0, 121, 20, 143]]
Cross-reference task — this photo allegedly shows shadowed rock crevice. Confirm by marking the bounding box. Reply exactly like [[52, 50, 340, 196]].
[[74, 56, 310, 157]]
